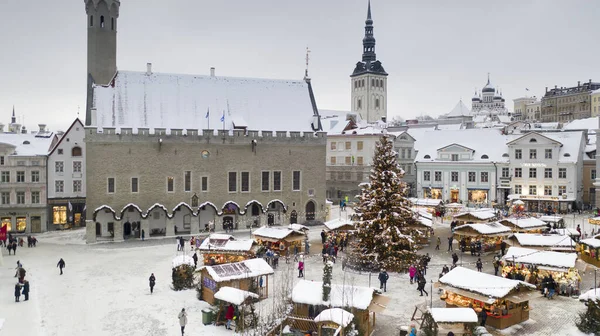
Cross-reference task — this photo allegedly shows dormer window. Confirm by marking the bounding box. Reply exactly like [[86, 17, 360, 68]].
[[481, 154, 489, 159], [502, 153, 509, 158], [529, 138, 537, 143], [424, 155, 431, 159], [564, 153, 571, 157], [451, 154, 459, 161]]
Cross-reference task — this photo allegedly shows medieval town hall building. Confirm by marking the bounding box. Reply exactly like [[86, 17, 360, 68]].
[[83, 0, 326, 242]]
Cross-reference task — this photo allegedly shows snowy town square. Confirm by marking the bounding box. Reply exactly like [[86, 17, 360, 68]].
[[2, 0, 600, 335]]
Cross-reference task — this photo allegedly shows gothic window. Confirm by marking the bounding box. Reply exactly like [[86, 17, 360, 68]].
[[372, 79, 375, 87], [100, 16, 105, 28], [90, 15, 94, 27], [375, 99, 380, 109], [111, 18, 115, 30], [72, 146, 82, 157], [357, 99, 362, 109]]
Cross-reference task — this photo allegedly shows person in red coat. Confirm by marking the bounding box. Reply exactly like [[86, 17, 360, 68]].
[[225, 304, 235, 330]]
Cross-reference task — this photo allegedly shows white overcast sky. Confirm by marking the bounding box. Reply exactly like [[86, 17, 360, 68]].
[[0, 0, 599, 130]]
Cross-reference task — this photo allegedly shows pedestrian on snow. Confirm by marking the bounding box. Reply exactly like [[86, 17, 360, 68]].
[[441, 265, 450, 275], [11, 241, 17, 255], [178, 308, 188, 335], [14, 283, 22, 302], [409, 265, 417, 284], [476, 258, 483, 272], [225, 303, 235, 330], [176, 237, 181, 251], [321, 230, 326, 244], [57, 258, 66, 275], [447, 236, 453, 251], [149, 273, 156, 294], [417, 275, 428, 296], [305, 239, 310, 254], [421, 254, 431, 275], [493, 259, 500, 276], [435, 237, 441, 250], [141, 229, 145, 241], [478, 309, 488, 326], [179, 237, 185, 251], [409, 323, 417, 336], [451, 253, 459, 266], [378, 269, 389, 292], [500, 241, 507, 256], [298, 260, 304, 278], [22, 280, 29, 301], [192, 252, 198, 268]]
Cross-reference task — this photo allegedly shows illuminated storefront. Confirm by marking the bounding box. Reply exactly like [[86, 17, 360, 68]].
[[468, 189, 488, 203], [423, 188, 443, 199], [511, 195, 572, 214], [1, 217, 11, 231], [53, 206, 67, 225]]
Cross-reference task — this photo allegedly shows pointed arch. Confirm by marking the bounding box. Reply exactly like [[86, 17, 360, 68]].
[[119, 203, 143, 219], [145, 203, 169, 218], [305, 200, 316, 221], [221, 201, 240, 216], [93, 205, 118, 222], [243, 200, 265, 215], [172, 202, 194, 215], [266, 199, 287, 213], [197, 201, 219, 214]]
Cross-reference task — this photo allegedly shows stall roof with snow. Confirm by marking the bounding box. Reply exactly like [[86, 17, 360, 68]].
[[198, 234, 256, 252], [429, 308, 478, 323], [252, 226, 306, 242], [409, 198, 443, 207], [512, 233, 575, 249], [203, 257, 274, 282], [214, 286, 259, 305], [499, 217, 548, 230], [291, 279, 389, 312], [453, 222, 511, 236], [550, 228, 579, 237], [91, 70, 321, 132], [453, 210, 497, 222], [579, 238, 600, 248], [313, 308, 355, 328], [438, 267, 535, 303], [288, 224, 309, 232], [502, 247, 577, 270], [324, 218, 355, 231], [538, 215, 563, 224], [172, 255, 195, 268]]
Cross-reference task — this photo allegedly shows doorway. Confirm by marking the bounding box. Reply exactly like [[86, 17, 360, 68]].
[[124, 222, 132, 236], [450, 190, 459, 203], [305, 201, 316, 221], [290, 210, 298, 224], [96, 222, 101, 236], [31, 216, 42, 233], [267, 213, 274, 226]]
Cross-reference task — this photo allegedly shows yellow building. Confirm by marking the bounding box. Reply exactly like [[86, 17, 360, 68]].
[[591, 89, 600, 117]]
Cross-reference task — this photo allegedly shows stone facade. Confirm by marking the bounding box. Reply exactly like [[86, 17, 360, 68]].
[[85, 127, 326, 243], [540, 80, 600, 123]]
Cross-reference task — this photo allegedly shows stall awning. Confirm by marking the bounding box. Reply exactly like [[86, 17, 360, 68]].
[[438, 284, 496, 305], [367, 294, 390, 313], [505, 290, 540, 303], [537, 265, 569, 272]]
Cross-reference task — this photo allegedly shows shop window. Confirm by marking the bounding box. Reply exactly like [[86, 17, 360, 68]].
[[16, 217, 26, 232], [1, 217, 11, 231], [53, 206, 67, 224]]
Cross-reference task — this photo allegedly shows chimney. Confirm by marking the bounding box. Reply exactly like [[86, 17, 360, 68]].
[[555, 85, 558, 89], [38, 124, 46, 133], [146, 63, 152, 75], [545, 87, 548, 93], [12, 124, 21, 134], [210, 67, 215, 77], [21, 126, 27, 134], [578, 81, 581, 87]]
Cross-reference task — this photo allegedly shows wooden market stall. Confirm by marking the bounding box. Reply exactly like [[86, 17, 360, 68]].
[[539, 215, 565, 229], [427, 308, 478, 336], [502, 247, 581, 295], [409, 213, 433, 245], [509, 233, 576, 252], [199, 258, 274, 305], [499, 217, 549, 233], [453, 209, 498, 224], [290, 279, 389, 336], [453, 222, 512, 252], [252, 226, 306, 255], [324, 218, 355, 232], [198, 234, 257, 265], [437, 267, 537, 330], [212, 286, 259, 331], [578, 238, 600, 268], [549, 228, 580, 241], [313, 308, 355, 336]]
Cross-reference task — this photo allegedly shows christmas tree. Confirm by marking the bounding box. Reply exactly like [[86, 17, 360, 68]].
[[347, 135, 422, 272], [576, 297, 600, 335]]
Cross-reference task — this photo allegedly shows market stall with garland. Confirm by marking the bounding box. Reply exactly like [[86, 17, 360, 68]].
[[539, 215, 565, 229], [427, 308, 478, 336], [501, 247, 581, 296], [197, 234, 257, 265], [409, 213, 433, 246], [313, 308, 355, 336], [251, 226, 306, 254], [499, 217, 549, 233], [437, 267, 537, 330], [509, 233, 576, 252], [578, 238, 600, 268], [453, 222, 512, 252]]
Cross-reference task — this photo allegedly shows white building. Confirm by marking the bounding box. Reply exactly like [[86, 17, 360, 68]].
[[47, 119, 86, 229], [471, 74, 508, 115]]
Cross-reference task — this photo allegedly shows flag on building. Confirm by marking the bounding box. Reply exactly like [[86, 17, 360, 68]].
[[220, 112, 225, 122], [0, 224, 7, 241], [68, 201, 73, 212], [205, 108, 209, 118]]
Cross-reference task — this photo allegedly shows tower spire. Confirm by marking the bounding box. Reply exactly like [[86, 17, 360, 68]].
[[367, 0, 372, 20], [362, 0, 376, 63], [487, 72, 491, 85], [11, 106, 15, 124]]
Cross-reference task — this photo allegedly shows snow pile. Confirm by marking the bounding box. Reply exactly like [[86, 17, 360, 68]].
[[417, 217, 433, 228], [172, 255, 195, 268], [454, 222, 511, 235], [324, 218, 355, 231], [214, 286, 259, 305], [501, 217, 547, 229], [439, 267, 535, 299], [313, 308, 355, 328], [291, 280, 376, 310], [579, 288, 600, 302], [204, 258, 274, 282], [579, 238, 600, 248], [198, 234, 255, 252], [429, 308, 478, 323], [513, 234, 575, 247], [502, 247, 577, 269], [252, 226, 305, 240]]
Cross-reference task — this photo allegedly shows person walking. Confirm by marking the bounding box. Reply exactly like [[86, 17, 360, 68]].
[[447, 236, 453, 251], [178, 308, 188, 335], [298, 259, 304, 278], [476, 258, 483, 272], [149, 273, 156, 294], [321, 230, 326, 244], [421, 254, 431, 276], [141, 229, 145, 241], [493, 259, 500, 276], [22, 280, 29, 301], [378, 269, 389, 292], [435, 237, 441, 250], [14, 283, 22, 302], [179, 237, 185, 252], [500, 241, 507, 255], [451, 253, 459, 266], [57, 258, 66, 275], [192, 252, 198, 268], [478, 309, 488, 326], [417, 275, 428, 296], [409, 265, 417, 284], [225, 303, 235, 330], [409, 323, 417, 336], [176, 237, 181, 251]]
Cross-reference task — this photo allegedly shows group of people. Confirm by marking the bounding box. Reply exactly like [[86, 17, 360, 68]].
[[13, 260, 29, 302], [408, 255, 431, 296], [320, 230, 348, 264]]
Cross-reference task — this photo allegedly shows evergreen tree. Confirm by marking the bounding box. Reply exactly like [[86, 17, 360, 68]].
[[322, 261, 333, 301], [577, 298, 600, 335], [348, 135, 421, 272], [172, 264, 195, 291]]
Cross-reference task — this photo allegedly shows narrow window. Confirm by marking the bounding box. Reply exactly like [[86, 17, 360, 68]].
[[184, 171, 191, 192], [167, 177, 174, 192], [228, 172, 237, 192], [201, 176, 208, 192], [262, 171, 270, 191], [111, 17, 114, 30], [292, 171, 301, 191], [241, 172, 250, 192], [273, 171, 281, 191], [131, 178, 139, 193], [90, 15, 94, 27], [107, 178, 115, 193], [100, 16, 105, 28]]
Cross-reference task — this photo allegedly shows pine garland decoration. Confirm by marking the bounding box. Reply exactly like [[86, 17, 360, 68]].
[[172, 264, 196, 291], [347, 135, 422, 272]]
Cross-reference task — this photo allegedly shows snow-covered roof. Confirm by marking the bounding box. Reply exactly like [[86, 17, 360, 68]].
[[502, 247, 577, 269], [214, 286, 259, 305], [436, 123, 463, 131], [497, 115, 512, 124], [409, 198, 443, 206], [446, 100, 472, 117], [203, 257, 274, 282], [92, 70, 319, 132], [551, 228, 579, 237], [563, 117, 599, 131], [513, 233, 575, 247], [291, 280, 377, 310], [579, 288, 600, 302], [198, 234, 256, 252], [172, 255, 195, 268], [439, 267, 535, 299], [454, 210, 497, 221], [252, 226, 305, 240], [0, 132, 55, 156], [539, 215, 563, 223], [313, 308, 355, 328], [288, 224, 309, 231], [507, 131, 584, 163], [414, 129, 509, 163], [500, 217, 547, 229], [418, 217, 433, 228], [579, 238, 600, 248], [324, 218, 355, 231], [429, 308, 478, 323], [454, 222, 511, 235]]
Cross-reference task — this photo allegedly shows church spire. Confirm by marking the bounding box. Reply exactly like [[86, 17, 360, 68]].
[[11, 106, 15, 124], [362, 0, 376, 63]]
